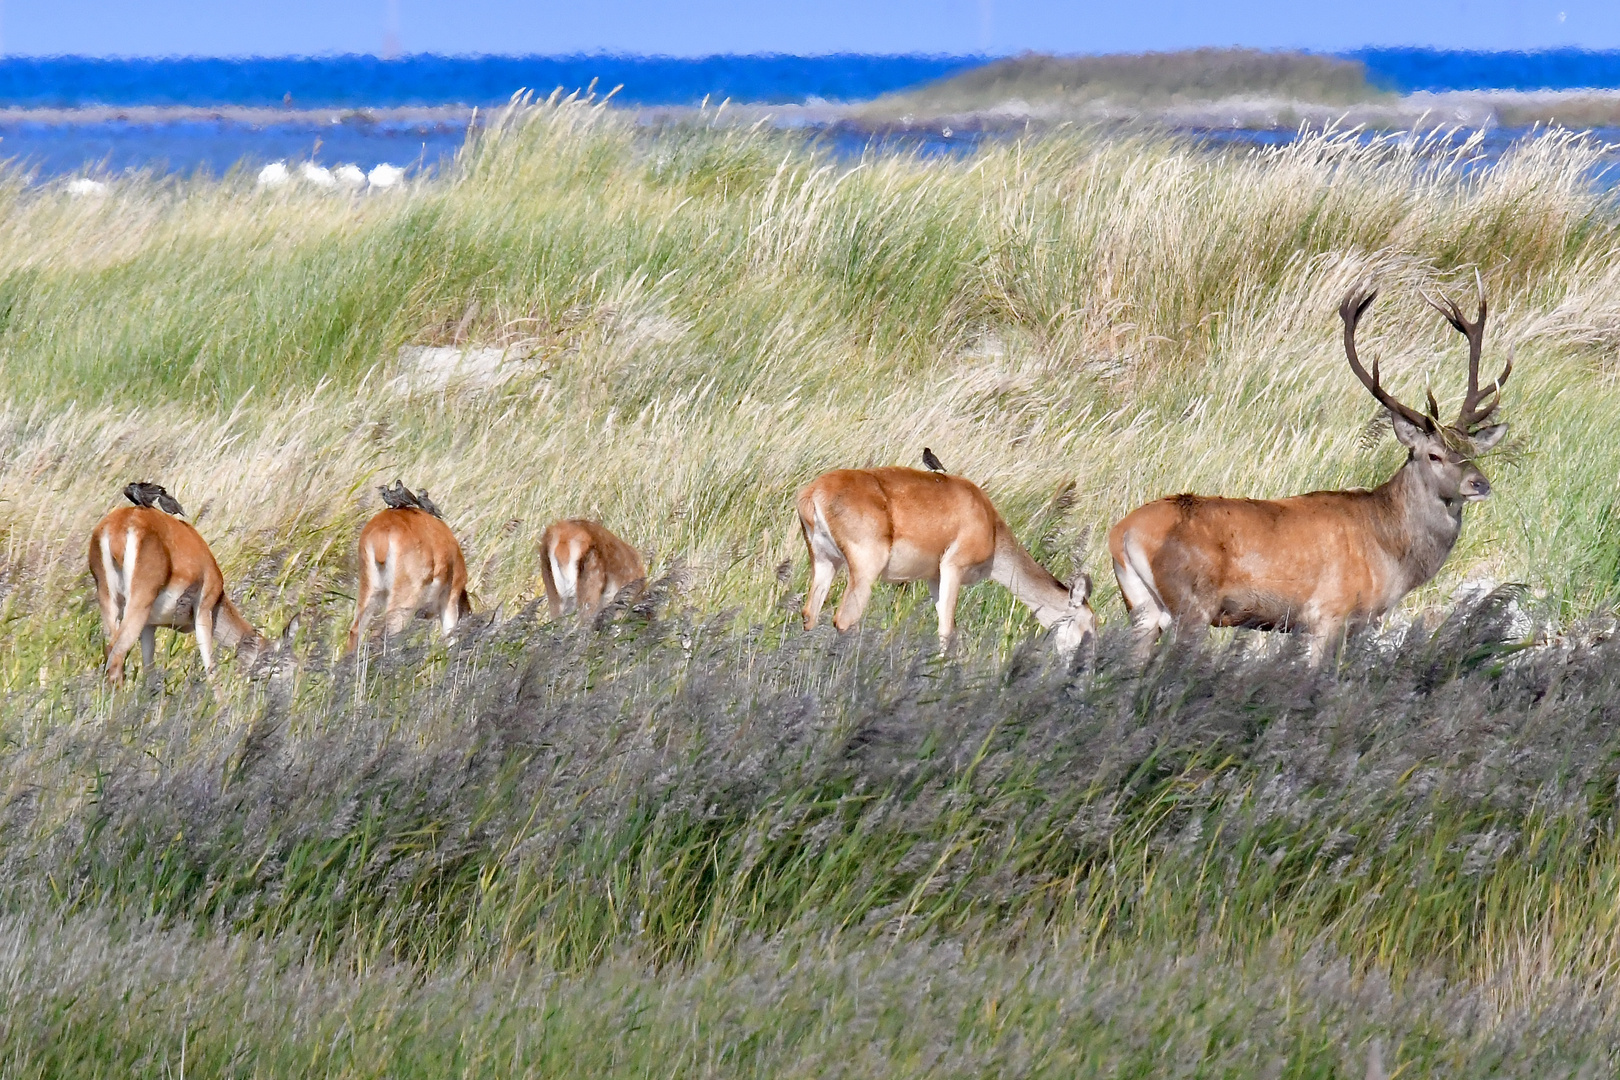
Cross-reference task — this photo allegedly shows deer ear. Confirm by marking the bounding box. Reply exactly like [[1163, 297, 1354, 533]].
[[1469, 423, 1507, 453], [1072, 573, 1093, 604], [1389, 412, 1430, 448]]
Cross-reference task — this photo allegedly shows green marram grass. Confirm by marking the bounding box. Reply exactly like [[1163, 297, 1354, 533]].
[[2, 97, 1620, 1074]]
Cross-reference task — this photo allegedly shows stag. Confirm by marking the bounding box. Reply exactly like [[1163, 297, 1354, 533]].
[[1108, 281, 1512, 658]]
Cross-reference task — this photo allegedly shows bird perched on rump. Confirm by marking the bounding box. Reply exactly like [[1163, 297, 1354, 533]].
[[378, 480, 444, 519], [123, 482, 185, 516], [922, 447, 947, 473]]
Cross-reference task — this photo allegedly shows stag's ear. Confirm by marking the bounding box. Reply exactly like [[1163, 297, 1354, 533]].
[[1469, 423, 1507, 453], [1389, 411, 1431, 448]]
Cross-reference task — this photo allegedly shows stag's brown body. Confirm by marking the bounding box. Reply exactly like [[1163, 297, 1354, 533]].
[[89, 506, 266, 685], [1110, 283, 1511, 656], [797, 466, 1095, 653], [346, 507, 470, 651], [539, 519, 647, 620]]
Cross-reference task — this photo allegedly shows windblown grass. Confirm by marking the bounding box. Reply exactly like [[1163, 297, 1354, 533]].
[[4, 98, 1620, 1072], [3, 602, 1620, 1074]]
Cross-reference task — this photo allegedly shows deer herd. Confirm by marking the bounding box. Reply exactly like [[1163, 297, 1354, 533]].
[[88, 282, 1516, 685]]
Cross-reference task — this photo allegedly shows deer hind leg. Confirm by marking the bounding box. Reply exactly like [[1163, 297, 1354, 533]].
[[575, 550, 611, 622], [1306, 618, 1349, 666], [383, 579, 424, 638], [139, 625, 157, 672], [347, 591, 385, 652], [94, 531, 123, 656], [548, 543, 581, 617], [105, 581, 158, 687], [832, 546, 885, 634], [1114, 543, 1173, 660], [800, 503, 843, 631], [346, 545, 389, 652], [194, 589, 220, 678]]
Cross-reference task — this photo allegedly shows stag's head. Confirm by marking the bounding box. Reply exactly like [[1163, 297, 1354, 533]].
[[1340, 283, 1511, 507]]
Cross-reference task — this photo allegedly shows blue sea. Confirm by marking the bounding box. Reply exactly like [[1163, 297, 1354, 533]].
[[5, 51, 1620, 182]]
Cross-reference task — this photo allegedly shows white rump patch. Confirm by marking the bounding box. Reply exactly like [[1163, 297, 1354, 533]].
[[550, 549, 578, 604], [808, 504, 844, 566]]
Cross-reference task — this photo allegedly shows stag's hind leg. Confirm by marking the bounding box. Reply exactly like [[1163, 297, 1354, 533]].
[[1113, 542, 1174, 661], [440, 590, 467, 637], [139, 625, 156, 672], [931, 558, 969, 652], [194, 587, 222, 678]]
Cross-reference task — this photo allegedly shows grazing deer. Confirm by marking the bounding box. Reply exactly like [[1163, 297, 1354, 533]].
[[89, 487, 267, 685], [540, 519, 647, 620], [797, 466, 1096, 655], [346, 483, 471, 651], [1108, 282, 1512, 659]]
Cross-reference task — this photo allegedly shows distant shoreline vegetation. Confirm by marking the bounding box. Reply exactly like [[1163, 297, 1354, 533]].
[[3, 49, 1620, 111]]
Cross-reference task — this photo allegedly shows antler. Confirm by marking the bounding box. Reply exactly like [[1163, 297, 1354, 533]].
[[1422, 276, 1511, 433], [1340, 284, 1436, 434]]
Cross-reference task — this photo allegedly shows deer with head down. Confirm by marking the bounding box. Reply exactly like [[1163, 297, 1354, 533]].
[[798, 462, 1096, 657], [89, 483, 269, 685], [1108, 281, 1513, 659]]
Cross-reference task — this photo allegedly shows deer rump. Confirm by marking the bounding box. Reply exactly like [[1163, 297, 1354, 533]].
[[539, 519, 646, 620], [347, 507, 470, 650]]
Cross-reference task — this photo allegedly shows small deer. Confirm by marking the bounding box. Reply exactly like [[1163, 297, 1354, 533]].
[[1108, 281, 1512, 659], [798, 465, 1095, 656], [89, 486, 267, 685], [539, 519, 647, 621], [346, 483, 471, 651]]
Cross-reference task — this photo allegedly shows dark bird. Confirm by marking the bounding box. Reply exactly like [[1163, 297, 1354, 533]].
[[922, 447, 947, 473], [123, 481, 185, 516], [378, 480, 444, 519], [415, 490, 444, 519]]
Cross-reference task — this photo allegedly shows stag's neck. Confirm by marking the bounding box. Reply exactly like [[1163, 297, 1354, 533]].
[[1368, 457, 1465, 592], [989, 522, 1072, 628]]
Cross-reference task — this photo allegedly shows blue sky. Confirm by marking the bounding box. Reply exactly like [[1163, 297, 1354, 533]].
[[14, 0, 1620, 57]]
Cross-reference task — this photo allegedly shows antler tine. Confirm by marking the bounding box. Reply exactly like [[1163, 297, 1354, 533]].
[[1426, 275, 1508, 431], [1340, 284, 1434, 433]]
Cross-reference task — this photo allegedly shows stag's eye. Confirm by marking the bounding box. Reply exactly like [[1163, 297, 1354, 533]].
[[1428, 452, 1444, 463]]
